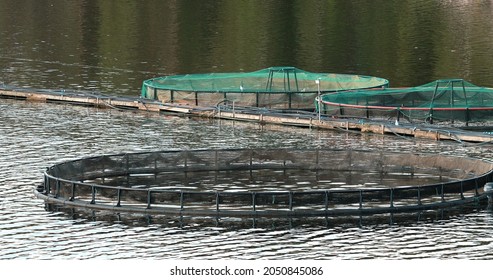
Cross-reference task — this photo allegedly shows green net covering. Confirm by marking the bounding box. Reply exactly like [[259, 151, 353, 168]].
[[141, 67, 388, 109], [319, 79, 493, 124]]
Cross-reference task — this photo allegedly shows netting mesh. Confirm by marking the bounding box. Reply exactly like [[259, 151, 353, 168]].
[[319, 79, 493, 123], [141, 67, 389, 109], [40, 149, 493, 217]]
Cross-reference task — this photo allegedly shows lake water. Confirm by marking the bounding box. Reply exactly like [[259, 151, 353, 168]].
[[2, 0, 493, 264], [3, 98, 493, 262]]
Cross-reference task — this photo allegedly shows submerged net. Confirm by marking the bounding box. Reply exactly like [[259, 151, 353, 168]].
[[319, 79, 493, 124], [141, 67, 388, 109]]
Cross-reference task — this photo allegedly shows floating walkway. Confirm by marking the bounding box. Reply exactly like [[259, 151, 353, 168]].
[[2, 85, 493, 143]]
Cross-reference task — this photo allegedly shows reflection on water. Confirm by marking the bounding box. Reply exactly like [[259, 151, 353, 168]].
[[47, 203, 490, 231], [2, 0, 493, 94]]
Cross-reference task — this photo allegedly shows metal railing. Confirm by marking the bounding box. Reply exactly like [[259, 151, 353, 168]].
[[36, 149, 493, 217]]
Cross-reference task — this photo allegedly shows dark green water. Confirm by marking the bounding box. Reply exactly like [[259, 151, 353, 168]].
[[2, 0, 493, 95]]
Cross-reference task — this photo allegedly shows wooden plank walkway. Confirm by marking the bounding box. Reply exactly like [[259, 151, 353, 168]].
[[2, 86, 493, 143]]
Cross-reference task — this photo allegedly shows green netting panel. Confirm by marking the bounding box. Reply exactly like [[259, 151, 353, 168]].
[[319, 79, 493, 123], [141, 67, 388, 109]]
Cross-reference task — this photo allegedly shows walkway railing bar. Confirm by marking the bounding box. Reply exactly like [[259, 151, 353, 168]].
[[42, 174, 490, 202], [37, 149, 493, 217], [34, 191, 492, 218]]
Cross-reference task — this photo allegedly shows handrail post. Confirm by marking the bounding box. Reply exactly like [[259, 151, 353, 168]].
[[125, 153, 129, 174], [390, 189, 394, 208], [324, 191, 329, 211], [475, 179, 479, 196], [154, 156, 158, 173], [441, 184, 445, 202], [44, 174, 49, 195], [70, 182, 75, 201], [216, 192, 220, 212], [359, 190, 363, 209], [55, 179, 60, 198], [252, 192, 256, 212], [180, 191, 184, 210], [147, 190, 152, 209], [116, 189, 122, 207], [289, 192, 293, 211], [90, 185, 96, 204], [214, 150, 219, 170]]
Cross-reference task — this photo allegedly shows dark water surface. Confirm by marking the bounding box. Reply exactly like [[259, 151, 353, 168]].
[[2, 0, 493, 93], [2, 0, 493, 260], [2, 99, 493, 260]]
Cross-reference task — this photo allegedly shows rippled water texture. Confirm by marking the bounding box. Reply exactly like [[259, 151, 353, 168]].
[[2, 99, 493, 259]]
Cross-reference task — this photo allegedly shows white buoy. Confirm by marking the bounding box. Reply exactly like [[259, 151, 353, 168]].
[[484, 182, 493, 203]]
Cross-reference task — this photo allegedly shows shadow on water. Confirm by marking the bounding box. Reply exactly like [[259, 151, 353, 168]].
[[43, 201, 492, 231]]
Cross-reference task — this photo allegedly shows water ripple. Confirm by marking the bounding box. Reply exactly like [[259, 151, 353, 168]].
[[2, 99, 493, 259]]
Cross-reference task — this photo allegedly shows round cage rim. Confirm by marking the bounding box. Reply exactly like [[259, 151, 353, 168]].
[[36, 148, 493, 217]]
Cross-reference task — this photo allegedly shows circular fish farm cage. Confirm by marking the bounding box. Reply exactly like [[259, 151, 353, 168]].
[[141, 67, 389, 110], [318, 79, 493, 125], [35, 149, 493, 218]]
